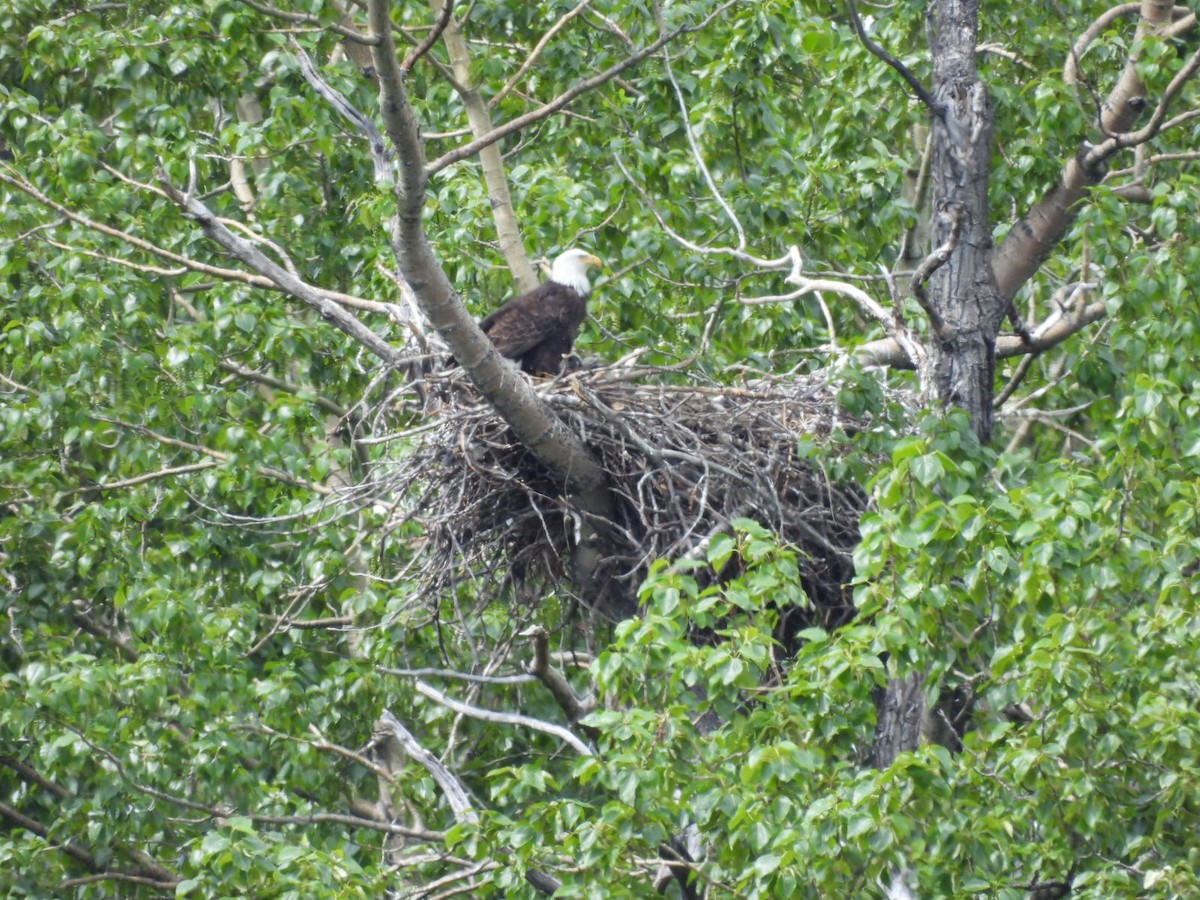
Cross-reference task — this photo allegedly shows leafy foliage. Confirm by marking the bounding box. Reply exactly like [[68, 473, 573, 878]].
[[2, 0, 1200, 897]]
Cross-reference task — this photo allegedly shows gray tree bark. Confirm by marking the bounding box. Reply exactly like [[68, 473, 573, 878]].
[[919, 0, 1003, 443]]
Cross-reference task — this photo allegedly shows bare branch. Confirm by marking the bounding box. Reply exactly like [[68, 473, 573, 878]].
[[401, 0, 454, 73], [237, 0, 379, 44], [2, 167, 392, 314], [159, 172, 402, 365], [489, 0, 595, 108], [1106, 146, 1200, 177], [380, 665, 536, 686], [377, 710, 480, 825], [858, 298, 1107, 369], [426, 2, 736, 174], [292, 39, 394, 186], [86, 461, 220, 493], [660, 25, 747, 253], [847, 0, 941, 115], [414, 678, 594, 755]]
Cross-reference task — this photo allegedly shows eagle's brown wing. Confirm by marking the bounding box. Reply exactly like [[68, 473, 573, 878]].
[[480, 282, 578, 360]]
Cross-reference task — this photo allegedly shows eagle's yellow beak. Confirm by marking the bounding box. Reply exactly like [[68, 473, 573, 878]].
[[583, 254, 603, 270]]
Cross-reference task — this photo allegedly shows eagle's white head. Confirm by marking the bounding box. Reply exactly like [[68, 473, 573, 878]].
[[549, 248, 603, 296]]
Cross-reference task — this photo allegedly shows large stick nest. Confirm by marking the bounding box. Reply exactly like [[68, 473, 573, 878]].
[[382, 365, 884, 636]]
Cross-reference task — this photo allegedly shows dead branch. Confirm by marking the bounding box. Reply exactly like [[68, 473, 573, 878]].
[[159, 172, 403, 365], [413, 678, 594, 755], [521, 625, 594, 725], [2, 167, 392, 315], [377, 710, 479, 825]]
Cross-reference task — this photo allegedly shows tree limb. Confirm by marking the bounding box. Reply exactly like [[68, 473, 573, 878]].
[[159, 174, 403, 366], [367, 0, 633, 618], [521, 625, 595, 726], [433, 0, 537, 291], [846, 0, 941, 115], [2, 167, 391, 315], [237, 0, 380, 43], [401, 0, 454, 73], [994, 0, 1193, 300], [489, 0, 595, 109], [0, 801, 178, 889], [425, 2, 737, 174], [857, 299, 1106, 369], [414, 678, 594, 755], [377, 709, 480, 825]]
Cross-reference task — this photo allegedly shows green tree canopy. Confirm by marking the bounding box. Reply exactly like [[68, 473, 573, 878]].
[[2, 1, 1199, 896]]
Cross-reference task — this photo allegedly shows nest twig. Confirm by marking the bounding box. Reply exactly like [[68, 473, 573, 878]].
[[377, 365, 887, 640]]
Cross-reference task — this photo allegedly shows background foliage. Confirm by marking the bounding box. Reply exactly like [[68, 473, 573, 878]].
[[2, 0, 1198, 896]]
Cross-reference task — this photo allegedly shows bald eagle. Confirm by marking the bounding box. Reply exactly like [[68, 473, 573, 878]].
[[478, 248, 603, 375]]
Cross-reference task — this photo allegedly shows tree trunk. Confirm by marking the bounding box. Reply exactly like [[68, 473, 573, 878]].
[[921, 0, 1003, 443], [870, 0, 996, 770]]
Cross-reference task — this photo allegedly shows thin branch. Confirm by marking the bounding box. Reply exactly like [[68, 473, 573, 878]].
[[217, 360, 350, 418], [993, 351, 1039, 408], [379, 665, 536, 685], [239, 811, 444, 840], [86, 417, 333, 495], [159, 172, 402, 366], [237, 0, 380, 44], [58, 873, 177, 890], [85, 461, 218, 493], [426, 1, 736, 173], [846, 0, 941, 116], [0, 801, 130, 877], [660, 25, 745, 252], [0, 756, 71, 800], [1106, 147, 1200, 177], [401, 0, 454, 74], [489, 0, 595, 108], [2, 167, 391, 314], [37, 237, 188, 276], [0, 371, 40, 395], [909, 202, 964, 338], [413, 679, 594, 755], [613, 153, 794, 270]]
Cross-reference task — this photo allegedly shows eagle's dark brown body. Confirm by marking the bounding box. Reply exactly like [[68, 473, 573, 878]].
[[473, 249, 602, 376], [479, 281, 589, 375]]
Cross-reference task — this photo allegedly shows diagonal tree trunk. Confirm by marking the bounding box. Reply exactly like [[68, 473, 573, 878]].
[[366, 0, 632, 619]]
